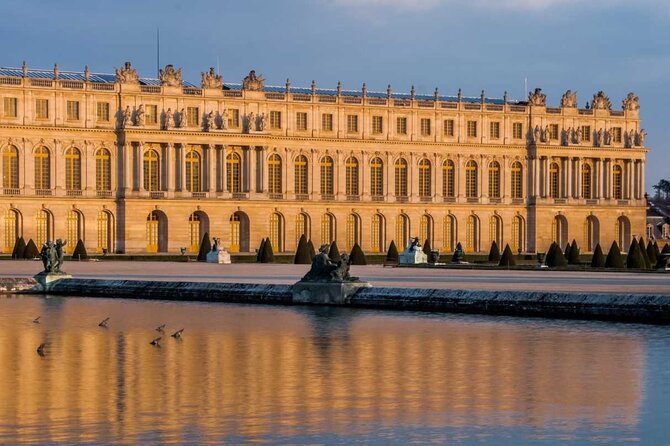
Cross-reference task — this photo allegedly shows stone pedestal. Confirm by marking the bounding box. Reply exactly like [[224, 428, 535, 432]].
[[292, 281, 372, 305], [399, 250, 427, 265], [206, 249, 231, 264], [33, 272, 72, 288]]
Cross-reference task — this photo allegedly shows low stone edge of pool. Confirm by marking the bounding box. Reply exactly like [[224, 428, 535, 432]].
[[4, 277, 669, 324]]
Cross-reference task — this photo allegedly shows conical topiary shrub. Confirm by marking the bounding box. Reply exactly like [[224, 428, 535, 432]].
[[294, 234, 311, 264], [638, 237, 651, 269], [349, 243, 367, 265], [422, 239, 431, 256], [12, 236, 26, 259], [590, 243, 606, 268], [71, 239, 88, 260], [451, 242, 466, 263], [197, 232, 211, 262], [256, 238, 266, 262], [24, 239, 39, 259], [626, 238, 645, 269], [259, 238, 274, 263], [386, 240, 399, 263], [564, 242, 571, 258], [567, 239, 580, 265], [605, 241, 624, 268], [488, 241, 501, 263], [653, 241, 661, 262], [647, 240, 657, 266], [328, 241, 341, 261], [546, 242, 567, 268], [307, 239, 316, 261], [498, 243, 516, 267]]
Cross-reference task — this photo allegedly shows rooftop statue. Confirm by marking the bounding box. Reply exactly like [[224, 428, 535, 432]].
[[115, 62, 139, 85], [560, 90, 577, 108], [301, 244, 357, 282], [622, 92, 640, 111], [159, 64, 183, 87], [121, 106, 132, 129], [201, 67, 223, 89], [243, 70, 265, 91], [591, 91, 612, 110], [135, 104, 145, 126], [528, 88, 546, 106], [164, 108, 173, 130]]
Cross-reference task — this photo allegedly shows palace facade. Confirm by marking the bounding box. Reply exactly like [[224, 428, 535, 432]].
[[0, 62, 648, 255]]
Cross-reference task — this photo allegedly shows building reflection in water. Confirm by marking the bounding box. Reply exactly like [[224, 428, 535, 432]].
[[0, 296, 644, 444]]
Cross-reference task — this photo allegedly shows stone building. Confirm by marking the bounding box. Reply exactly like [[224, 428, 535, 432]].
[[0, 62, 648, 255]]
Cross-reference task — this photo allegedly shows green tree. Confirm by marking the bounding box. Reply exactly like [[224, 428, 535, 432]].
[[638, 237, 652, 269], [328, 241, 341, 261], [196, 232, 211, 262], [626, 238, 646, 269], [293, 234, 311, 264], [349, 243, 367, 265], [256, 238, 266, 262], [498, 244, 516, 267], [488, 241, 501, 263], [567, 239, 581, 265], [307, 239, 316, 261], [12, 236, 26, 259], [590, 243, 606, 268], [24, 239, 39, 259], [647, 239, 658, 266], [259, 238, 275, 263], [605, 241, 624, 268], [71, 239, 88, 260], [546, 242, 567, 267], [386, 240, 399, 263], [422, 239, 432, 256]]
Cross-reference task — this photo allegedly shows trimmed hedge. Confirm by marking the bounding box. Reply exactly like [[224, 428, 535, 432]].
[[259, 238, 275, 263], [488, 241, 501, 263], [605, 241, 624, 268], [546, 242, 567, 268], [386, 240, 399, 262], [197, 232, 211, 262], [451, 242, 466, 263], [590, 243, 606, 268], [349, 243, 367, 265], [638, 237, 651, 269], [422, 239, 432, 256], [24, 239, 39, 259], [12, 236, 26, 259], [498, 244, 516, 267], [71, 239, 88, 260], [256, 238, 267, 262], [567, 239, 580, 264], [625, 238, 645, 269], [294, 234, 311, 264], [328, 241, 341, 261], [307, 239, 316, 261]]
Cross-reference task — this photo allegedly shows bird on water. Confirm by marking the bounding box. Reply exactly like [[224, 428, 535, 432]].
[[155, 324, 166, 333], [171, 329, 184, 339], [98, 317, 110, 328], [33, 316, 41, 324], [36, 343, 47, 356], [150, 337, 162, 347]]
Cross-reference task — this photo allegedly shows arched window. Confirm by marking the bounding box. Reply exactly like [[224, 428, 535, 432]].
[[296, 212, 310, 244], [371, 213, 385, 253], [443, 214, 456, 252], [34, 146, 51, 190], [268, 154, 282, 195], [66, 210, 83, 253], [345, 156, 359, 196], [185, 149, 201, 193], [442, 159, 455, 198], [97, 210, 113, 254], [146, 211, 168, 253], [95, 148, 111, 192], [616, 216, 631, 252], [662, 224, 670, 239], [420, 214, 433, 246], [466, 215, 480, 253], [396, 214, 409, 248], [552, 215, 568, 249], [3, 209, 21, 253], [582, 163, 592, 199], [188, 212, 201, 252], [36, 209, 52, 247], [346, 213, 360, 251], [321, 213, 335, 245], [65, 147, 81, 191], [512, 215, 525, 253], [395, 158, 408, 198], [549, 162, 560, 199], [418, 159, 431, 198], [585, 216, 600, 252], [269, 212, 284, 252], [488, 161, 500, 198], [294, 155, 308, 196], [613, 164, 623, 200], [143, 148, 160, 192], [489, 215, 502, 248], [370, 157, 384, 198], [226, 152, 241, 193], [320, 156, 334, 196], [465, 160, 478, 198], [511, 161, 523, 199], [2, 145, 19, 190]]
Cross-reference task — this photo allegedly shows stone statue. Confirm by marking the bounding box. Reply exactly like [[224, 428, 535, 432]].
[[528, 88, 547, 106], [164, 108, 173, 130], [258, 113, 267, 131], [591, 91, 612, 110], [242, 70, 265, 91], [159, 64, 183, 87], [561, 128, 569, 146], [179, 108, 187, 128], [541, 125, 550, 143], [135, 104, 145, 126], [301, 244, 356, 282], [638, 129, 646, 146], [575, 126, 583, 143], [201, 67, 223, 89], [247, 112, 255, 133], [605, 128, 613, 145], [596, 128, 603, 147], [39, 239, 67, 274], [121, 106, 132, 128], [626, 130, 636, 148], [622, 92, 640, 111], [452, 242, 465, 263], [206, 237, 231, 264], [561, 90, 577, 108], [115, 62, 139, 85], [399, 237, 427, 264], [533, 125, 541, 143], [220, 109, 229, 130], [206, 111, 216, 131]]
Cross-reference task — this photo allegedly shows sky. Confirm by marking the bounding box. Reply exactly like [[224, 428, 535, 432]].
[[1, 0, 668, 190]]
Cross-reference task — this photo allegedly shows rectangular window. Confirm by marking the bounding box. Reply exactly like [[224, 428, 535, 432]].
[[3, 97, 17, 118], [396, 117, 407, 135], [296, 112, 308, 131], [443, 119, 454, 137], [35, 99, 49, 119], [96, 102, 110, 122], [146, 104, 158, 125], [550, 124, 559, 140], [512, 122, 523, 139], [322, 113, 333, 131], [270, 111, 281, 129], [581, 125, 591, 142], [613, 127, 622, 143], [420, 118, 431, 136], [187, 107, 200, 127], [490, 121, 500, 139], [347, 115, 358, 133], [228, 109, 240, 128], [372, 116, 383, 134], [66, 100, 80, 121], [467, 120, 478, 137]]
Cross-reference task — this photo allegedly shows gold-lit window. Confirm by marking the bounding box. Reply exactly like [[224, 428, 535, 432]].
[[143, 148, 160, 191], [512, 216, 523, 253], [418, 158, 431, 197], [370, 157, 383, 197], [371, 213, 384, 253], [146, 105, 158, 125], [294, 155, 308, 195], [512, 122, 523, 139], [347, 115, 358, 133], [420, 118, 431, 136], [490, 122, 500, 139], [188, 212, 201, 253], [296, 112, 308, 131], [320, 156, 334, 196], [549, 162, 560, 198], [35, 99, 49, 119], [2, 145, 19, 189], [443, 215, 455, 252], [394, 158, 407, 197], [345, 157, 359, 196], [322, 113, 333, 131], [96, 102, 110, 122], [466, 215, 479, 253], [372, 116, 383, 134], [296, 213, 309, 244], [95, 148, 111, 191], [465, 160, 477, 198], [228, 109, 240, 128], [489, 215, 502, 248], [226, 152, 241, 193], [321, 213, 335, 245], [346, 213, 360, 251], [581, 125, 591, 142], [65, 147, 81, 191], [467, 120, 478, 137], [613, 164, 623, 199], [185, 149, 201, 193], [488, 161, 500, 198], [270, 111, 281, 129], [36, 209, 51, 247], [3, 209, 19, 253], [550, 124, 559, 140], [396, 117, 407, 135], [613, 127, 622, 143], [444, 119, 454, 137], [34, 146, 50, 190], [396, 214, 409, 248], [582, 163, 592, 198], [442, 159, 455, 197], [229, 214, 241, 253], [419, 214, 432, 246], [66, 100, 80, 121], [187, 107, 200, 127], [3, 97, 17, 118], [584, 216, 598, 252], [97, 211, 112, 254], [269, 212, 283, 252], [147, 212, 159, 253], [268, 154, 282, 194], [511, 161, 522, 199], [66, 210, 81, 252]]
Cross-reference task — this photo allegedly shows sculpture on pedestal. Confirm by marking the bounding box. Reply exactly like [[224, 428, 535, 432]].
[[220, 109, 229, 130], [301, 245, 357, 282], [206, 111, 216, 131], [258, 113, 267, 131], [201, 67, 223, 89], [622, 92, 640, 111], [242, 70, 265, 91], [164, 108, 173, 130], [121, 106, 132, 129], [247, 112, 255, 133], [39, 239, 67, 274], [115, 62, 139, 85], [179, 108, 187, 128], [561, 90, 577, 108], [159, 64, 183, 87], [528, 88, 547, 106], [399, 237, 428, 264], [135, 105, 145, 126]]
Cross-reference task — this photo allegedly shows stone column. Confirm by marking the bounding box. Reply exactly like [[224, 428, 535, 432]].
[[594, 158, 602, 199], [502, 155, 509, 200], [258, 146, 267, 194], [121, 142, 132, 195], [625, 159, 632, 200], [23, 139, 34, 195], [54, 140, 64, 195], [285, 148, 293, 198], [481, 157, 489, 200], [166, 143, 176, 197], [576, 158, 583, 198], [409, 152, 418, 201], [336, 150, 345, 199], [248, 146, 256, 194], [457, 155, 464, 201], [566, 157, 572, 199], [180, 144, 187, 194], [207, 144, 216, 194], [532, 156, 539, 198], [543, 157, 550, 198], [607, 158, 614, 199], [435, 155, 443, 201], [386, 152, 393, 201], [136, 142, 144, 192], [312, 149, 320, 200], [640, 160, 645, 198], [221, 145, 227, 194], [361, 151, 368, 200]]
